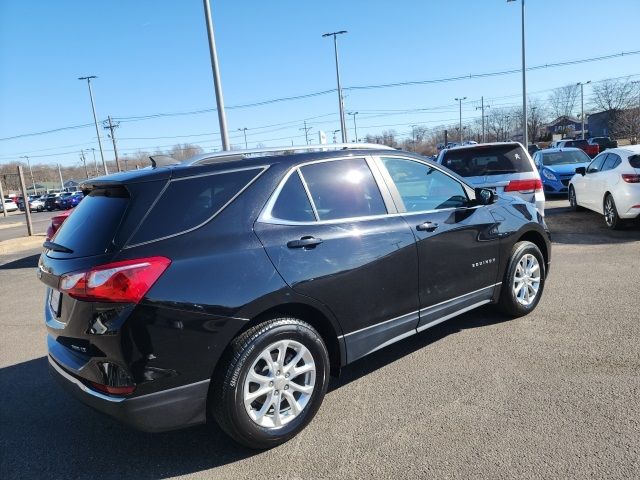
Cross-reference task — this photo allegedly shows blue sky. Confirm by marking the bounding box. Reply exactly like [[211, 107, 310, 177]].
[[1, 0, 639, 167]]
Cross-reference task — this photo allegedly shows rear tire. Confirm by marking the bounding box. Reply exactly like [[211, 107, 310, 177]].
[[568, 186, 584, 211], [604, 194, 623, 230], [497, 241, 546, 317], [210, 317, 330, 449]]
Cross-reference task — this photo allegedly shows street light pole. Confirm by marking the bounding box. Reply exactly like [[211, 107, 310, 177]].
[[455, 97, 467, 142], [202, 0, 230, 151], [20, 156, 36, 195], [348, 112, 359, 142], [507, 0, 528, 145], [78, 76, 108, 175], [577, 81, 591, 140], [323, 30, 348, 143], [238, 128, 248, 149], [475, 96, 490, 143]]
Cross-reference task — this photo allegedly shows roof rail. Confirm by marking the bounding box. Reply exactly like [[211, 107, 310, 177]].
[[185, 143, 395, 166]]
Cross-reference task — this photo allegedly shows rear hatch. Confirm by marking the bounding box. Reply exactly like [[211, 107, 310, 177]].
[[440, 143, 541, 202]]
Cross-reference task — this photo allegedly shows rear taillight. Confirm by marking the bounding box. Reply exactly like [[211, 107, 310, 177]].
[[59, 256, 171, 303], [505, 178, 543, 192], [622, 174, 640, 183], [89, 382, 136, 395]]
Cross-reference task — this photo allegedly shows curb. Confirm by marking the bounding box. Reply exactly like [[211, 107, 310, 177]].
[[0, 235, 46, 255]]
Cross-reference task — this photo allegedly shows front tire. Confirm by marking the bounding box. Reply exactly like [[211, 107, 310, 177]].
[[211, 317, 330, 449], [568, 185, 584, 211], [497, 241, 546, 317], [604, 194, 623, 230]]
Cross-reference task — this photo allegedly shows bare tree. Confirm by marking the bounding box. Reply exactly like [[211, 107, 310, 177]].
[[548, 84, 580, 136], [591, 78, 636, 112], [614, 107, 640, 144]]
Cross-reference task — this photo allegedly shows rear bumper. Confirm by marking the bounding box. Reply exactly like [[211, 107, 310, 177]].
[[48, 355, 209, 432]]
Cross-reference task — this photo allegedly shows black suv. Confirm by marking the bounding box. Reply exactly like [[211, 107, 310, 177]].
[[39, 144, 551, 449]]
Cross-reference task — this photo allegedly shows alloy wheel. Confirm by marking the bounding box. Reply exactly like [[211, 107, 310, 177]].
[[243, 340, 316, 429], [512, 253, 541, 306], [604, 196, 615, 227]]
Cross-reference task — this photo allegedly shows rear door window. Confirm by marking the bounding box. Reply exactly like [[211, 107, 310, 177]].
[[602, 153, 621, 171], [381, 157, 468, 212], [441, 144, 532, 177], [299, 158, 386, 221], [128, 167, 264, 245], [629, 155, 640, 169], [270, 171, 316, 222]]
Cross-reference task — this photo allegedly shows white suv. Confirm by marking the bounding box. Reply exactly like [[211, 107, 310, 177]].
[[436, 142, 545, 215]]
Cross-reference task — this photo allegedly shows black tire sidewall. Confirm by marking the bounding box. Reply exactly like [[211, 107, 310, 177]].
[[500, 241, 546, 316], [218, 320, 329, 448], [604, 194, 622, 230]]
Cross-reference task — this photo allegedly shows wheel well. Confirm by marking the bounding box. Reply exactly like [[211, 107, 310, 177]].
[[239, 303, 342, 377], [518, 230, 549, 267]]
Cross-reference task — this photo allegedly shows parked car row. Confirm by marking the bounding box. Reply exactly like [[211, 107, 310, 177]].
[[17, 191, 84, 212]]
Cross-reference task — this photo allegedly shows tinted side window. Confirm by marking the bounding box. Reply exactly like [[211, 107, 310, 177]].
[[602, 153, 621, 171], [129, 168, 262, 245], [381, 157, 468, 212], [587, 154, 606, 173], [271, 171, 316, 222], [299, 158, 386, 221]]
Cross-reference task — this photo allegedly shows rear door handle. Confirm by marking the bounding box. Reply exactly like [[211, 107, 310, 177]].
[[416, 222, 439, 232], [287, 236, 323, 249]]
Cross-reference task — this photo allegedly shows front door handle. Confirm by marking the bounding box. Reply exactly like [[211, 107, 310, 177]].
[[416, 222, 439, 232], [287, 236, 323, 249]]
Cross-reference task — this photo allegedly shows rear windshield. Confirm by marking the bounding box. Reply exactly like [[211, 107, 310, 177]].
[[629, 155, 640, 169], [50, 186, 129, 258], [128, 167, 263, 246], [542, 150, 590, 166], [441, 144, 532, 177]]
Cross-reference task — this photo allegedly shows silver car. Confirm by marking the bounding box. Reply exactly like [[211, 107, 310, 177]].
[[436, 142, 545, 215]]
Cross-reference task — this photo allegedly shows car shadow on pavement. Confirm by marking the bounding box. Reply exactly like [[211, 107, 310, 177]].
[[0, 253, 40, 270], [331, 305, 510, 392], [0, 357, 257, 479]]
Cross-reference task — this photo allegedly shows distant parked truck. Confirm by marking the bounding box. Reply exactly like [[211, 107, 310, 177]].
[[588, 137, 618, 152], [555, 139, 599, 158]]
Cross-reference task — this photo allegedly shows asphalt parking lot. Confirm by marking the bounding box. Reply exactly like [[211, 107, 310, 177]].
[[0, 199, 638, 479]]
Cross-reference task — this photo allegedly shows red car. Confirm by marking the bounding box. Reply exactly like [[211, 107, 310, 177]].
[[46, 210, 72, 241]]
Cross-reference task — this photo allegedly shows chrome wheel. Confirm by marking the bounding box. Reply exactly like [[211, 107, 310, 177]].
[[512, 254, 541, 306], [604, 196, 615, 227], [243, 340, 316, 429]]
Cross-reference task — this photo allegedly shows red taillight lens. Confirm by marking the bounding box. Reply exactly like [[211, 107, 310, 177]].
[[622, 174, 640, 183], [89, 382, 136, 395], [505, 178, 543, 192], [59, 256, 171, 303]]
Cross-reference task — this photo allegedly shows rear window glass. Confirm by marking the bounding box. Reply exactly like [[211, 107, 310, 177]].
[[51, 186, 129, 257], [129, 168, 262, 245], [629, 155, 640, 169], [541, 150, 590, 166], [441, 144, 532, 177], [299, 158, 386, 221], [271, 172, 316, 222]]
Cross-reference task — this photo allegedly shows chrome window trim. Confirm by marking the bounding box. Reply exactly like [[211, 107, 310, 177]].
[[125, 165, 269, 249], [258, 155, 396, 225]]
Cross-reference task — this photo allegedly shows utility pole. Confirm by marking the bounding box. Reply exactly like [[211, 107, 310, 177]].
[[80, 150, 89, 179], [57, 164, 64, 190], [202, 0, 230, 150], [455, 97, 467, 143], [238, 128, 248, 149], [104, 116, 122, 171], [78, 76, 108, 174], [475, 97, 490, 143], [17, 166, 33, 236], [507, 0, 528, 145], [90, 148, 98, 175], [300, 120, 312, 145], [332, 129, 340, 143], [444, 129, 448, 148], [348, 111, 359, 142], [322, 30, 348, 143], [20, 155, 36, 195], [577, 81, 591, 140]]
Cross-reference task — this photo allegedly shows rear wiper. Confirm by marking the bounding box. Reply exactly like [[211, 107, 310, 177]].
[[43, 241, 74, 254]]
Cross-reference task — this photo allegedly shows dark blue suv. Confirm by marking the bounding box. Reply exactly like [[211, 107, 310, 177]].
[[39, 144, 550, 449]]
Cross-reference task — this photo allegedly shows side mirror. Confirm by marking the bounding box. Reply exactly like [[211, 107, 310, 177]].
[[575, 166, 586, 176], [474, 188, 497, 206]]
